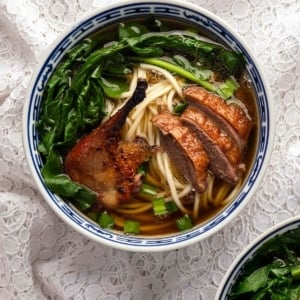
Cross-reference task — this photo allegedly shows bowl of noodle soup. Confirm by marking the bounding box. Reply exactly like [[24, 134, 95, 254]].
[[23, 0, 274, 251]]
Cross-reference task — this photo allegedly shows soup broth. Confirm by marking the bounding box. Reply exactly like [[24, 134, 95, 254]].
[[38, 17, 258, 236]]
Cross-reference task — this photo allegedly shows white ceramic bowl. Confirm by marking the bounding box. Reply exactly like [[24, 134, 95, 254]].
[[216, 216, 300, 299], [22, 0, 274, 252]]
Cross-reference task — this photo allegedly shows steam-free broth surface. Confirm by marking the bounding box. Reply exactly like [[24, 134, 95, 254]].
[[37, 17, 258, 236]]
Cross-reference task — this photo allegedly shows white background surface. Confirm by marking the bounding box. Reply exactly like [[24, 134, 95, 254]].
[[1, 0, 300, 299]]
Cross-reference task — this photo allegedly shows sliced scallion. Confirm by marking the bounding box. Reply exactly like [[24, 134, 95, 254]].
[[152, 198, 168, 216], [217, 77, 239, 99], [173, 102, 188, 114], [137, 161, 148, 176], [176, 215, 193, 231], [166, 201, 179, 214], [98, 211, 114, 229], [124, 220, 140, 234], [139, 183, 158, 197]]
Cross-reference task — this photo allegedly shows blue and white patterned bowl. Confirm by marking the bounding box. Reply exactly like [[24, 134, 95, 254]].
[[216, 216, 300, 299], [22, 0, 274, 252]]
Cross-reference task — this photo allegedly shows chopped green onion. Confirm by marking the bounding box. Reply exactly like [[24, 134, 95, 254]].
[[173, 102, 188, 114], [291, 266, 300, 280], [139, 183, 158, 197], [137, 161, 148, 176], [217, 77, 239, 99], [124, 220, 140, 234], [166, 201, 179, 214], [176, 215, 193, 231], [98, 211, 114, 229], [152, 198, 168, 216]]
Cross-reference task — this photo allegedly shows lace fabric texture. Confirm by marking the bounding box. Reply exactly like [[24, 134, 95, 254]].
[[1, 0, 300, 299]]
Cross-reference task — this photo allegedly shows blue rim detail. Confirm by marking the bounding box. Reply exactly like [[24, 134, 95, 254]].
[[25, 2, 271, 249]]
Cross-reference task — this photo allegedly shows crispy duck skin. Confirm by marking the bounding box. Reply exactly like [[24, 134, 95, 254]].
[[181, 106, 245, 184], [64, 79, 153, 209], [184, 86, 252, 145], [152, 111, 209, 193]]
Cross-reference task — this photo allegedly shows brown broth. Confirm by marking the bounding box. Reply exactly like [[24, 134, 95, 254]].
[[75, 18, 259, 236]]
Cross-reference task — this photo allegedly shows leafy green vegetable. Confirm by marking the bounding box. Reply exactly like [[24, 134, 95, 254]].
[[124, 220, 140, 234], [102, 53, 132, 76], [124, 32, 245, 77], [165, 54, 213, 80], [132, 56, 217, 92], [232, 266, 270, 295], [132, 56, 239, 99], [71, 41, 128, 90], [118, 22, 149, 39], [229, 228, 300, 299], [41, 150, 96, 211], [99, 76, 129, 98], [71, 30, 245, 91]]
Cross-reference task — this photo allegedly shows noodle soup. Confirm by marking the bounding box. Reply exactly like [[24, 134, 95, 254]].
[[110, 65, 256, 235], [36, 17, 258, 236]]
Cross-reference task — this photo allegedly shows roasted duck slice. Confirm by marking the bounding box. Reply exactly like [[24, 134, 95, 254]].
[[184, 86, 252, 147], [152, 111, 209, 193], [181, 106, 245, 185], [65, 79, 154, 209]]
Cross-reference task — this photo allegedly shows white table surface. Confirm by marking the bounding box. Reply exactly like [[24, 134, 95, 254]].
[[1, 0, 300, 299]]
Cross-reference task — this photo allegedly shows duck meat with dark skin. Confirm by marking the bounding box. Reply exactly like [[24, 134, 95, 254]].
[[181, 106, 245, 185], [183, 86, 253, 148], [152, 111, 209, 193], [65, 79, 155, 209]]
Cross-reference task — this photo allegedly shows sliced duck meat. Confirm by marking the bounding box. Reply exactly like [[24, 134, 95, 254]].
[[183, 85, 252, 147], [181, 106, 245, 184], [65, 79, 154, 209], [152, 111, 209, 193]]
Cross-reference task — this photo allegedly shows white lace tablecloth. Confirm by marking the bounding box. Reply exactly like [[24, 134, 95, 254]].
[[1, 0, 300, 299]]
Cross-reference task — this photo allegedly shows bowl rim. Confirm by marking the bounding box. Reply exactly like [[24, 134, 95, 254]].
[[215, 215, 300, 299], [22, 0, 275, 252]]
